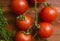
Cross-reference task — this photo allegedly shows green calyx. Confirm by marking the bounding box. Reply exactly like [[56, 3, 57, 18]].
[[43, 2, 49, 7], [17, 15, 25, 20], [23, 30, 30, 35], [45, 39, 48, 41]]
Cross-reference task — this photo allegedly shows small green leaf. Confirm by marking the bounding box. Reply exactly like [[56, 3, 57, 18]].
[[24, 30, 30, 35], [17, 15, 25, 20]]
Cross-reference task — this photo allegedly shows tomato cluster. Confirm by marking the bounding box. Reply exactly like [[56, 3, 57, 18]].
[[15, 31, 32, 41], [11, 0, 57, 41], [40, 7, 57, 22], [11, 0, 28, 15], [16, 14, 32, 31]]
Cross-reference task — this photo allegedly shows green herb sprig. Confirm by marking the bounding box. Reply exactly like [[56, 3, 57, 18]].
[[0, 5, 13, 41]]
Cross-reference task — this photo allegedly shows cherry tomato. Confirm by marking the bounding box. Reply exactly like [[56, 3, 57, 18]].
[[40, 7, 57, 22], [16, 14, 32, 31], [38, 22, 53, 38], [31, 0, 45, 4], [15, 31, 32, 41], [11, 0, 28, 15]]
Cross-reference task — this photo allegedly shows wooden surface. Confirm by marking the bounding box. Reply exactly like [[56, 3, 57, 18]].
[[0, 0, 60, 41], [47, 0, 60, 41]]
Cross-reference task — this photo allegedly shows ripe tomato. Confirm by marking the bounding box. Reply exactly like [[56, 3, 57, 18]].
[[31, 0, 45, 4], [11, 0, 28, 15], [38, 22, 53, 38], [16, 14, 32, 31], [15, 31, 32, 41], [40, 7, 57, 22]]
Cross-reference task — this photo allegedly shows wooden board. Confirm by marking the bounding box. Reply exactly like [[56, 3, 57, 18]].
[[0, 0, 60, 41]]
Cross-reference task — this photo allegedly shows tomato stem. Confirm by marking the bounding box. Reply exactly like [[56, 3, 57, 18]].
[[34, 0, 37, 23], [37, 35, 42, 41], [43, 2, 48, 7], [34, 0, 40, 29], [45, 39, 48, 41], [32, 0, 40, 39], [33, 31, 37, 39]]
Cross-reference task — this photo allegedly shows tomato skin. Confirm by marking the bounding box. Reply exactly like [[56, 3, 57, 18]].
[[11, 0, 28, 15], [31, 0, 45, 4], [15, 31, 32, 41], [16, 14, 32, 31], [38, 22, 53, 38], [40, 7, 57, 22]]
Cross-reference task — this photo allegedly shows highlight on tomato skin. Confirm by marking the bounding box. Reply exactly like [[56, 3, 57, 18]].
[[31, 0, 46, 4], [15, 31, 32, 41], [16, 14, 33, 31], [11, 0, 28, 15], [40, 7, 57, 22], [38, 22, 53, 38]]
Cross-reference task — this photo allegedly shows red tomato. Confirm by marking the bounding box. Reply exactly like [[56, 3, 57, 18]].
[[11, 0, 28, 15], [38, 22, 53, 38], [40, 7, 57, 22], [31, 0, 45, 4], [16, 14, 32, 31], [15, 31, 32, 41]]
